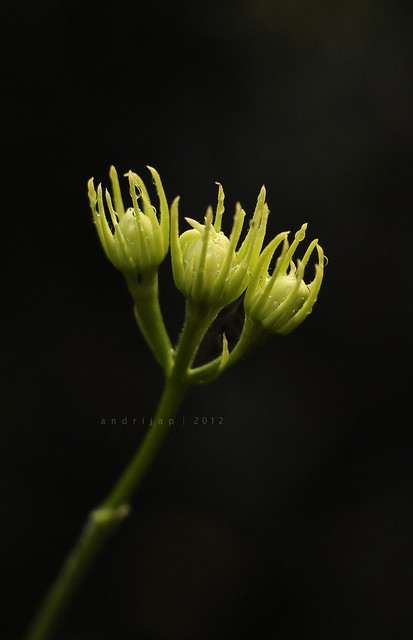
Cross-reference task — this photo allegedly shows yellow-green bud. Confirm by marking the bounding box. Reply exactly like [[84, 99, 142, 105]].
[[244, 224, 325, 335], [87, 166, 169, 278], [180, 218, 236, 280], [171, 183, 269, 313], [260, 273, 310, 319]]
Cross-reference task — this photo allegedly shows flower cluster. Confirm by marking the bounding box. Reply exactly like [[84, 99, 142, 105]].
[[88, 167, 325, 371]]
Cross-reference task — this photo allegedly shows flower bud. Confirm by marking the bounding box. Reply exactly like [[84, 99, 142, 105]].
[[88, 166, 169, 278], [171, 182, 269, 313], [180, 212, 237, 279], [244, 224, 325, 335], [259, 273, 310, 320]]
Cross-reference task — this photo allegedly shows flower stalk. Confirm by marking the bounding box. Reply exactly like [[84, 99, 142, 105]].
[[24, 372, 188, 640]]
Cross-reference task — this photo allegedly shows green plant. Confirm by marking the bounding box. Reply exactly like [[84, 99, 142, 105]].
[[25, 166, 325, 640]]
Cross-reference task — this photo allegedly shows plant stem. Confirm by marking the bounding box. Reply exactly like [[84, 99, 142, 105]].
[[127, 271, 174, 372], [25, 302, 210, 640], [189, 316, 263, 383], [24, 375, 187, 640]]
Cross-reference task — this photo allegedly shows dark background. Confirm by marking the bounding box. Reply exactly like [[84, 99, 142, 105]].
[[2, 1, 413, 639]]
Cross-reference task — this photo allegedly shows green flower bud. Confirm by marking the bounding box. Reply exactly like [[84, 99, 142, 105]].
[[88, 166, 169, 277], [259, 273, 310, 319], [179, 216, 236, 280], [244, 223, 325, 335], [171, 182, 269, 313]]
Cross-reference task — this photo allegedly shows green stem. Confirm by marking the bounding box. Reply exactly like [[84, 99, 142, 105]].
[[189, 316, 262, 383], [172, 302, 216, 378], [126, 271, 174, 372], [24, 376, 187, 640], [24, 303, 211, 640]]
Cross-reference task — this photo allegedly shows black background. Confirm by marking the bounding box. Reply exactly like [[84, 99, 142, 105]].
[[2, 1, 413, 639]]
